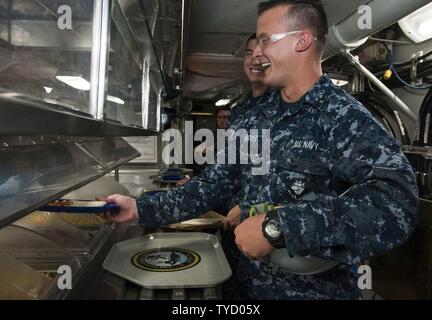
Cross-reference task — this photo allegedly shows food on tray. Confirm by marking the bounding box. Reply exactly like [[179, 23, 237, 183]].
[[48, 199, 74, 206], [40, 199, 119, 213], [47, 200, 107, 207]]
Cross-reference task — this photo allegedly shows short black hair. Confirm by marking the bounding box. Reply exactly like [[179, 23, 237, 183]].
[[216, 107, 231, 116], [245, 33, 257, 53], [258, 0, 328, 53], [247, 33, 257, 44]]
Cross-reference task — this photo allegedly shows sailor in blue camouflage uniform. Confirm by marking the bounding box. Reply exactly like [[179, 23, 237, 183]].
[[195, 34, 271, 299], [199, 88, 270, 212], [104, 0, 419, 299], [174, 33, 268, 203]]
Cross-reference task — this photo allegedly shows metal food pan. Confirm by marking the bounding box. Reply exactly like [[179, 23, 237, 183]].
[[103, 232, 232, 289]]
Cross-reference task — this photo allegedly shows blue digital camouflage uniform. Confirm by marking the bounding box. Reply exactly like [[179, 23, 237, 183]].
[[200, 90, 271, 210], [136, 74, 419, 299]]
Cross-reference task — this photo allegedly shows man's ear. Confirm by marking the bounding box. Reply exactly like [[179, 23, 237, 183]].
[[295, 32, 313, 52]]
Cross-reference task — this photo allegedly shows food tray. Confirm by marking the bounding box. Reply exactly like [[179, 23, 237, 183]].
[[164, 211, 225, 231], [103, 232, 232, 289], [40, 200, 119, 213]]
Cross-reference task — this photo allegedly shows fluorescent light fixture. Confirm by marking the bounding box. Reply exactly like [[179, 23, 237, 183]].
[[56, 76, 91, 91], [107, 95, 125, 105], [331, 79, 349, 87], [43, 86, 53, 94], [398, 2, 432, 43], [215, 99, 231, 107]]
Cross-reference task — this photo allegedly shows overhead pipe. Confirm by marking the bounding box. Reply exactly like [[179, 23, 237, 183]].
[[342, 50, 417, 122], [175, 0, 191, 91], [324, 0, 431, 61], [90, 0, 111, 120], [180, 0, 186, 74]]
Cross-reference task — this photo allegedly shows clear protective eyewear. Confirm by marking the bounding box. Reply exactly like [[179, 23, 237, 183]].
[[257, 30, 317, 48]]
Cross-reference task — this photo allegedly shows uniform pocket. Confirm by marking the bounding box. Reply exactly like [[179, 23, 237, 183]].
[[274, 151, 330, 201], [279, 150, 329, 176]]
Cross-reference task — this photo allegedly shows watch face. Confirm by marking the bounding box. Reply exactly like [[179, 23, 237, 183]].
[[265, 219, 281, 239]]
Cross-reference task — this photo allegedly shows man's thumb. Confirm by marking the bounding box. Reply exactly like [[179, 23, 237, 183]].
[[105, 194, 120, 203]]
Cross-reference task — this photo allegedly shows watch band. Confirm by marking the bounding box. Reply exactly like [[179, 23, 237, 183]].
[[262, 210, 286, 249]]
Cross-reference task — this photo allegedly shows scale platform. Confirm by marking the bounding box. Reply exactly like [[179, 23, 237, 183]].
[[103, 232, 232, 289]]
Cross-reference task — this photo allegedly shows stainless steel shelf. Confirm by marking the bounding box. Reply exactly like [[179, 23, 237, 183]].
[[0, 93, 155, 137], [0, 137, 140, 228]]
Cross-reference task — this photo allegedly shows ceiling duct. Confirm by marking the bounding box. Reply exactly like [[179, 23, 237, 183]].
[[324, 0, 432, 60]]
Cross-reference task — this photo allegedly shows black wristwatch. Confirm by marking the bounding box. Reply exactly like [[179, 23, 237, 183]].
[[262, 210, 286, 249]]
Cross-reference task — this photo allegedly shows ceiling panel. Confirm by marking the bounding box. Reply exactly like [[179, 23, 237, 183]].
[[187, 0, 370, 55]]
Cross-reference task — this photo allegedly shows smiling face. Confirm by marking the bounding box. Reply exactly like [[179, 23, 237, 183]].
[[243, 38, 269, 83], [253, 5, 305, 87]]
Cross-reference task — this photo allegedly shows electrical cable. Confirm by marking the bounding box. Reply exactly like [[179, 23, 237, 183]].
[[393, 49, 432, 68], [418, 88, 432, 146], [387, 61, 432, 78], [385, 61, 432, 82], [386, 45, 432, 90], [373, 48, 432, 89], [423, 90, 432, 145], [367, 78, 377, 92], [374, 49, 432, 71], [354, 92, 411, 145], [390, 64, 432, 90]]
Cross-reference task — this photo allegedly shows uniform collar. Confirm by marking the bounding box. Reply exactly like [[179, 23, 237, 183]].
[[303, 73, 333, 108], [258, 74, 333, 120], [248, 87, 273, 104], [257, 89, 280, 119]]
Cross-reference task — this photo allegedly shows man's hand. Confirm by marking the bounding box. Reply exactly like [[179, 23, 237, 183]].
[[223, 205, 241, 230], [234, 214, 273, 259], [97, 194, 139, 223]]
